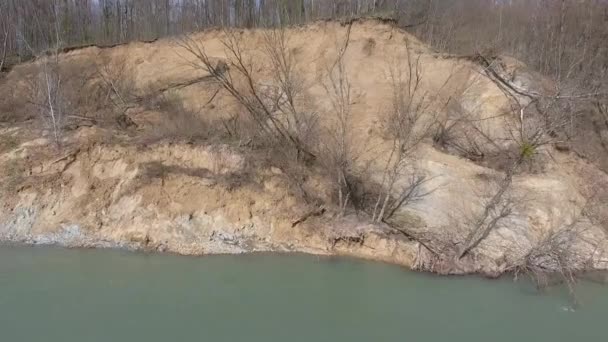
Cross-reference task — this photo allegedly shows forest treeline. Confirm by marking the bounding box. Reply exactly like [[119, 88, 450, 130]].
[[1, 0, 607, 90]]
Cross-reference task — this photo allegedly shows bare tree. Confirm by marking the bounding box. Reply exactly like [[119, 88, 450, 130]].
[[19, 4, 67, 148], [262, 27, 318, 156], [456, 52, 594, 260], [432, 98, 504, 162], [176, 29, 315, 160], [510, 197, 606, 305], [0, 2, 8, 73], [37, 55, 65, 147], [456, 173, 518, 260], [95, 53, 138, 117], [319, 23, 357, 214], [371, 39, 439, 223]]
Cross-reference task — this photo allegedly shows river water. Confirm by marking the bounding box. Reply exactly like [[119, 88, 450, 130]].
[[0, 246, 606, 342]]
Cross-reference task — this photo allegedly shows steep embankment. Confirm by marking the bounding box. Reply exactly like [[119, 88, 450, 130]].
[[1, 19, 607, 276]]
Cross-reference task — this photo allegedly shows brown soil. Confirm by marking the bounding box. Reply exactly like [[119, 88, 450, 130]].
[[1, 19, 606, 276]]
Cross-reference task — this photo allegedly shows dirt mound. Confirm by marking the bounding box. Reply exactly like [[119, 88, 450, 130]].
[[1, 19, 607, 276]]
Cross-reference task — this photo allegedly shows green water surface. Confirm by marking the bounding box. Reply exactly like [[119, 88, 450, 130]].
[[0, 246, 606, 341]]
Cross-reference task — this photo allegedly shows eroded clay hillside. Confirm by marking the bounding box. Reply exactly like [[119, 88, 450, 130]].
[[1, 19, 607, 277]]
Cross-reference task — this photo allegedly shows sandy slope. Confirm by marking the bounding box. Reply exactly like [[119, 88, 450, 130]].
[[0, 19, 606, 275]]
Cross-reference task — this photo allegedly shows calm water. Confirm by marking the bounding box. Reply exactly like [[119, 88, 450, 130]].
[[0, 246, 606, 342]]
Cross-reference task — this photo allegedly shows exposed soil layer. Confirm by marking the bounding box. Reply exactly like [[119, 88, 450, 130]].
[[1, 19, 607, 276]]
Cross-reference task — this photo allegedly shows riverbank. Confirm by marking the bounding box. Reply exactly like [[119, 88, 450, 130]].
[[1, 19, 607, 277]]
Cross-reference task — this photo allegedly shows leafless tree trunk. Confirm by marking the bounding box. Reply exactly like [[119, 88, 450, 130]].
[[0, 28, 7, 73], [511, 196, 606, 305], [457, 158, 520, 259], [176, 29, 315, 160], [456, 52, 595, 260], [371, 37, 453, 223], [44, 67, 62, 144], [262, 27, 318, 160], [19, 3, 66, 148], [0, 2, 8, 73], [320, 23, 356, 215]]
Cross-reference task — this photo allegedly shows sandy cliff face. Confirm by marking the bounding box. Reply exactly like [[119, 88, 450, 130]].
[[1, 19, 607, 275], [0, 138, 419, 268]]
